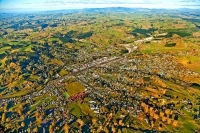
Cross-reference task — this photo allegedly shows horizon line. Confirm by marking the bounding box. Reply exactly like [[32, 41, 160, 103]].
[[1, 6, 200, 13]]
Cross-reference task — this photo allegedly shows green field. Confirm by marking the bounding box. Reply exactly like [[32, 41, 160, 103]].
[[65, 82, 85, 96]]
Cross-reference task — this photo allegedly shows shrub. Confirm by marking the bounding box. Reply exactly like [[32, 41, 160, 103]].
[[165, 42, 176, 47]]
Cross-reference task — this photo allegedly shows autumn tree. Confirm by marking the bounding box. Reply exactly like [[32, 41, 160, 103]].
[[1, 113, 6, 122], [63, 123, 69, 133]]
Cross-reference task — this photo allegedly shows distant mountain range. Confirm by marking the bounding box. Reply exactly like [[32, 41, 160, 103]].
[[0, 7, 200, 14]]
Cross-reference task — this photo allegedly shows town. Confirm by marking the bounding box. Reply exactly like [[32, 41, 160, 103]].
[[0, 50, 200, 132], [0, 7, 200, 133]]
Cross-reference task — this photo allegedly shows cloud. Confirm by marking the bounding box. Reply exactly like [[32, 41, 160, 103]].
[[181, 4, 200, 6], [179, 0, 196, 2], [179, 0, 200, 3], [1, 0, 200, 10], [23, 3, 32, 5], [43, 0, 157, 5], [45, 0, 65, 4]]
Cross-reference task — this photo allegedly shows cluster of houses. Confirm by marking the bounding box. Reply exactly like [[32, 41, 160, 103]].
[[71, 53, 200, 130], [0, 51, 200, 132], [134, 37, 154, 45], [133, 33, 168, 45], [68, 91, 89, 101], [71, 56, 119, 73]]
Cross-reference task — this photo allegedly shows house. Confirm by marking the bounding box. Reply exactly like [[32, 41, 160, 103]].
[[134, 40, 144, 45], [144, 37, 153, 42]]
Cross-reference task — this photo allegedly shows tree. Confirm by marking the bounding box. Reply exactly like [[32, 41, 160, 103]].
[[35, 111, 39, 118], [49, 125, 53, 133], [49, 121, 55, 133], [17, 109, 22, 116], [6, 118, 10, 122], [1, 113, 6, 122], [21, 122, 25, 127], [36, 118, 42, 125], [27, 128, 31, 133], [33, 127, 38, 132], [19, 104, 23, 111], [51, 121, 55, 127], [63, 124, 69, 133], [120, 49, 129, 55], [3, 104, 7, 112]]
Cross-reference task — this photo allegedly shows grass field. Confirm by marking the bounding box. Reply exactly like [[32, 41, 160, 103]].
[[67, 102, 82, 117], [29, 74, 39, 81], [59, 69, 68, 76], [140, 41, 189, 54], [67, 102, 94, 117], [0, 57, 8, 67], [20, 45, 34, 52], [48, 59, 64, 66], [65, 82, 85, 96], [0, 89, 31, 99], [0, 46, 11, 54], [177, 55, 200, 73]]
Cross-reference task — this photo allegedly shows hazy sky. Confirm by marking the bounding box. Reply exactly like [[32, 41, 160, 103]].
[[0, 0, 200, 11]]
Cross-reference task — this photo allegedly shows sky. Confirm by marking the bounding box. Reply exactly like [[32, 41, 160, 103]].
[[0, 0, 200, 11]]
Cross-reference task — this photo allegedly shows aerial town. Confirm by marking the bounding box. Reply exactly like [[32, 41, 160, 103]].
[[0, 7, 200, 133]]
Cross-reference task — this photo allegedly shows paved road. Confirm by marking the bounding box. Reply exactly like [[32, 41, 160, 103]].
[[47, 56, 122, 87]]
